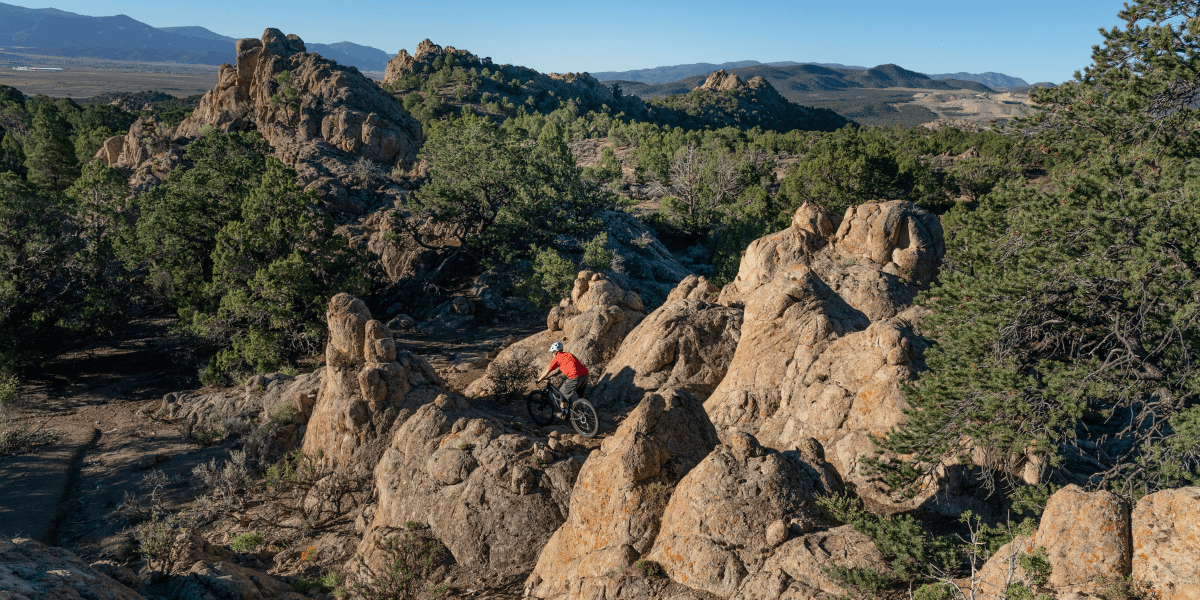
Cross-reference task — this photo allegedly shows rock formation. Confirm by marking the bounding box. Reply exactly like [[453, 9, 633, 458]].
[[1132, 486, 1200, 600], [354, 393, 581, 582], [976, 484, 1132, 597], [644, 432, 834, 597], [704, 200, 943, 506], [0, 537, 145, 600], [104, 29, 421, 213], [526, 389, 720, 599], [302, 294, 444, 477], [590, 275, 742, 405], [383, 39, 618, 117], [465, 271, 646, 398], [697, 70, 744, 92]]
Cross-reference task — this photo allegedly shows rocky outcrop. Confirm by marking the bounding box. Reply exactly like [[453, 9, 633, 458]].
[[104, 115, 184, 191], [1132, 486, 1200, 600], [0, 537, 145, 600], [697, 70, 744, 92], [466, 271, 646, 398], [591, 276, 742, 405], [732, 526, 886, 600], [125, 29, 422, 213], [353, 394, 582, 582], [526, 389, 720, 599], [645, 432, 835, 597], [703, 201, 942, 506], [302, 294, 443, 477], [383, 39, 474, 85], [976, 485, 1131, 597]]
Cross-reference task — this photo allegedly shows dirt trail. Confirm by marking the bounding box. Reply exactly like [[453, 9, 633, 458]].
[[0, 317, 204, 554]]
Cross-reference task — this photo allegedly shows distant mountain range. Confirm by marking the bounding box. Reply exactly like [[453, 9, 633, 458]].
[[596, 61, 1037, 91], [591, 60, 869, 84], [0, 2, 392, 71], [927, 71, 1030, 89], [610, 63, 996, 101]]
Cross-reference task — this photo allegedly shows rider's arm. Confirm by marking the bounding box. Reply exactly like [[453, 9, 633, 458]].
[[537, 359, 557, 381]]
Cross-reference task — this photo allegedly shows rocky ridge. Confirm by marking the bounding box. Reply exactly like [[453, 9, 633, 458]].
[[100, 28, 422, 214]]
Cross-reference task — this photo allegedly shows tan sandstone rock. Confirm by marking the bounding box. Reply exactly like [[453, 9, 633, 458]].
[[0, 537, 145, 600], [466, 271, 646, 398], [590, 275, 742, 405], [353, 396, 581, 582], [168, 29, 422, 212], [704, 201, 940, 507], [975, 485, 1131, 597], [302, 294, 443, 478], [526, 389, 720, 599], [645, 432, 835, 597], [732, 526, 886, 600], [1132, 486, 1200, 600]]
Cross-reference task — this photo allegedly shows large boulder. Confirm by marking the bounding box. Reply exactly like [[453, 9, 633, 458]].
[[302, 294, 443, 478], [0, 537, 145, 600], [645, 432, 837, 597], [466, 271, 646, 398], [1132, 486, 1200, 600], [591, 275, 742, 405], [704, 201, 941, 507], [526, 389, 720, 599], [976, 485, 1131, 597], [352, 394, 581, 583], [169, 29, 421, 212], [731, 526, 886, 600]]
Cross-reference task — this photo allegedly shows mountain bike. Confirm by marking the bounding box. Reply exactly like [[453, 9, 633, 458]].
[[525, 378, 599, 438]]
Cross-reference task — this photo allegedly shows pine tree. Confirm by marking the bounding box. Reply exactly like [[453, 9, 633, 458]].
[[874, 0, 1200, 500], [23, 104, 79, 191]]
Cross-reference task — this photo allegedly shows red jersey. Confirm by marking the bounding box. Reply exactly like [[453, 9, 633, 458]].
[[548, 352, 588, 378]]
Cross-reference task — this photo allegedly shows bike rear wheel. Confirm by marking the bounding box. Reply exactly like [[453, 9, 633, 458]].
[[569, 398, 599, 438], [526, 390, 555, 427]]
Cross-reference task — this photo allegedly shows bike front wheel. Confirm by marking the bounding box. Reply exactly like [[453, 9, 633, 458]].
[[569, 398, 599, 438], [526, 390, 555, 427]]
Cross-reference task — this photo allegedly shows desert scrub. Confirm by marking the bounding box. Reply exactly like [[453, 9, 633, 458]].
[[632, 559, 662, 577], [133, 512, 190, 580], [230, 530, 265, 552], [269, 402, 299, 427], [489, 355, 537, 396], [353, 531, 449, 600]]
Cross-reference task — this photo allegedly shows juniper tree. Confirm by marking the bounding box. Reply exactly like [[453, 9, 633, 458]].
[[874, 0, 1200, 500]]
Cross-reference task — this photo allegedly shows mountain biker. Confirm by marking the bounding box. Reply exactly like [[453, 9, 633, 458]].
[[536, 342, 589, 410]]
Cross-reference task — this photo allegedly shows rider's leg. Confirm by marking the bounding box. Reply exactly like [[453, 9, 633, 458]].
[[559, 376, 580, 409]]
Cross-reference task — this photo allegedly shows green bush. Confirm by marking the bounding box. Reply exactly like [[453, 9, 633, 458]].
[[871, 0, 1200, 499], [816, 493, 956, 581], [230, 530, 264, 552], [522, 246, 577, 307], [353, 532, 449, 600], [581, 233, 615, 271], [913, 583, 958, 600]]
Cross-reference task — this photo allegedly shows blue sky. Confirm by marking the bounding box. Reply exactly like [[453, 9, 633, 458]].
[[8, 0, 1125, 83]]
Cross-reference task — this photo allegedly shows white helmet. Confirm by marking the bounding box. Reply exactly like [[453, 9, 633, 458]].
[[549, 342, 564, 353]]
